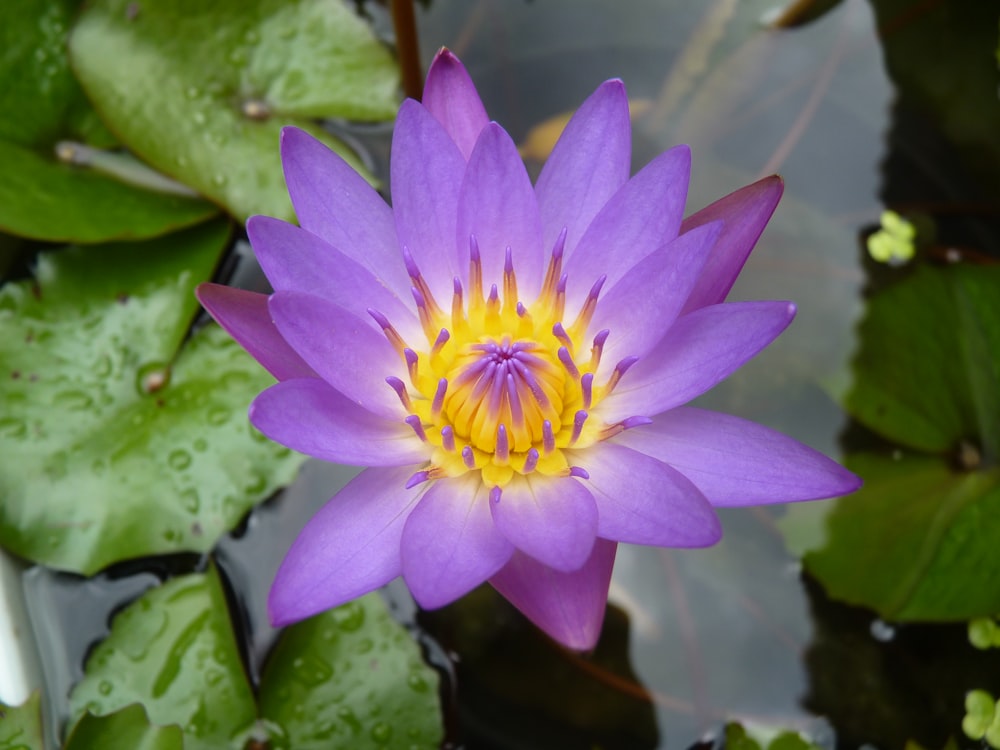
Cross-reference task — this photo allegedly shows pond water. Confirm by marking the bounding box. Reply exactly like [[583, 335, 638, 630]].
[[10, 0, 1000, 747]]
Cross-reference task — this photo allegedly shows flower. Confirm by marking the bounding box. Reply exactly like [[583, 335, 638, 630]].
[[196, 49, 861, 650]]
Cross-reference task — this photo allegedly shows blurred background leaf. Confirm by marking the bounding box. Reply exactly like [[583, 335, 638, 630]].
[[68, 0, 400, 222], [0, 0, 217, 242]]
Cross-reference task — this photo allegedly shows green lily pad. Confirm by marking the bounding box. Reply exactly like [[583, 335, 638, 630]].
[[0, 221, 306, 574], [844, 265, 1000, 458], [69, 568, 257, 750], [0, 690, 44, 750], [802, 452, 1000, 620], [65, 704, 185, 750], [69, 0, 399, 222], [259, 593, 443, 750], [0, 0, 217, 242], [791, 263, 1000, 621]]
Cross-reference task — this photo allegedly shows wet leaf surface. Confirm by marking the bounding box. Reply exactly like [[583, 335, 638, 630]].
[[0, 0, 217, 242], [0, 221, 305, 574], [64, 704, 184, 750], [0, 690, 44, 750], [68, 0, 399, 221], [259, 593, 443, 750], [69, 567, 256, 750]]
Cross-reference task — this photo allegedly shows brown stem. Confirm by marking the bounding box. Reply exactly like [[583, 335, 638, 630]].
[[391, 0, 423, 100]]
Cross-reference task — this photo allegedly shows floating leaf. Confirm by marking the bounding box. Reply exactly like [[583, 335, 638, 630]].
[[259, 593, 443, 750], [0, 0, 217, 242], [0, 221, 305, 574], [803, 452, 1000, 621], [844, 265, 1000, 457], [64, 704, 184, 750], [793, 264, 1000, 621], [0, 690, 44, 750], [69, 568, 256, 750], [69, 0, 399, 221]]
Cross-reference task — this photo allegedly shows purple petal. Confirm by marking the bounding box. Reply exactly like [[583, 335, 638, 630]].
[[489, 475, 598, 572], [391, 100, 467, 303], [268, 465, 422, 626], [247, 216, 420, 342], [195, 283, 317, 381], [422, 48, 489, 160], [279, 127, 411, 299], [590, 221, 721, 364], [268, 291, 403, 419], [535, 80, 631, 257], [681, 175, 784, 313], [563, 145, 691, 312], [599, 300, 796, 421], [490, 538, 617, 650], [250, 378, 427, 466], [457, 123, 544, 299], [616, 406, 862, 505], [569, 442, 721, 546], [401, 475, 514, 609]]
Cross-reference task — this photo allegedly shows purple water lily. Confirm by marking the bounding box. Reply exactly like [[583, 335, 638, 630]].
[[197, 49, 860, 650]]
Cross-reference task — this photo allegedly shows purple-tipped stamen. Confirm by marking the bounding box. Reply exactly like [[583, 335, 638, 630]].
[[581, 372, 594, 410], [385, 376, 413, 411], [400, 245, 421, 280], [621, 415, 653, 430], [606, 355, 640, 393], [522, 447, 540, 474], [542, 420, 555, 455], [462, 445, 476, 469], [403, 347, 420, 384], [405, 470, 430, 489], [441, 425, 456, 452], [496, 424, 510, 462], [568, 466, 590, 480], [404, 414, 427, 441], [431, 378, 448, 419], [557, 346, 580, 379], [368, 308, 406, 352], [468, 235, 483, 301], [431, 328, 450, 357], [553, 322, 573, 352], [590, 329, 610, 370], [570, 410, 588, 445]]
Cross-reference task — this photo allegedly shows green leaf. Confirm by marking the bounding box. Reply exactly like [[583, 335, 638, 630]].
[[803, 452, 1000, 621], [724, 722, 763, 750], [794, 264, 1000, 621], [69, 0, 399, 222], [0, 222, 306, 574], [64, 704, 184, 750], [259, 594, 443, 750], [844, 265, 1000, 457], [0, 0, 217, 242], [69, 567, 257, 750], [0, 690, 45, 750]]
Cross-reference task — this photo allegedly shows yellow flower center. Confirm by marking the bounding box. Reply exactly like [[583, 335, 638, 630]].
[[374, 235, 638, 489]]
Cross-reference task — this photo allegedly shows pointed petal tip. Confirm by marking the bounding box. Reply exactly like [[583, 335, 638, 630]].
[[279, 125, 308, 150]]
